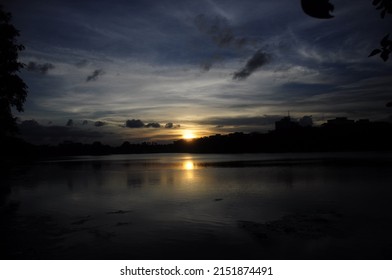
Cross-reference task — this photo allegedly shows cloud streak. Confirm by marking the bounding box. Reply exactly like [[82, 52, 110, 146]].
[[26, 61, 55, 74], [86, 69, 105, 82], [199, 115, 283, 128], [233, 50, 270, 80], [194, 14, 249, 49]]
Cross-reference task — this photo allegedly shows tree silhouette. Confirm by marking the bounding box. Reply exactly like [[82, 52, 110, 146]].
[[0, 5, 28, 138]]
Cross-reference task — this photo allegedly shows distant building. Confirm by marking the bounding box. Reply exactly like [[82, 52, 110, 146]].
[[299, 116, 313, 127], [356, 119, 370, 125], [275, 117, 300, 132], [325, 117, 355, 127]]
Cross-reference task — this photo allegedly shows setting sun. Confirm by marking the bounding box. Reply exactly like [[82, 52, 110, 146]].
[[183, 131, 196, 140]]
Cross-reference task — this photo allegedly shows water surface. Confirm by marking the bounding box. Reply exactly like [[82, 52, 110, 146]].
[[2, 152, 392, 259]]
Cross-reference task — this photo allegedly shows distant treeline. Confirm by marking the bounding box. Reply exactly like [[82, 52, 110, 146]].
[[2, 118, 392, 158]]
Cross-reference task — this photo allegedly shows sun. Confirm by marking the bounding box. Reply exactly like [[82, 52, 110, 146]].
[[183, 131, 196, 140]]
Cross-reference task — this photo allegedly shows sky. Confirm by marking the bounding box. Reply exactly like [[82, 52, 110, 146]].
[[4, 0, 392, 145]]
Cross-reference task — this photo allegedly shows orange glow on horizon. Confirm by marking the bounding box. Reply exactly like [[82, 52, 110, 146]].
[[183, 130, 196, 140]]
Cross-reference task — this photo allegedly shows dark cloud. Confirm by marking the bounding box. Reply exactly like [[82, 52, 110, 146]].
[[124, 120, 180, 129], [165, 122, 174, 129], [66, 119, 74, 126], [194, 14, 248, 48], [26, 62, 55, 74], [86, 69, 105, 82], [233, 50, 270, 80], [125, 119, 145, 128], [200, 115, 283, 129], [165, 122, 180, 129], [94, 121, 106, 127], [145, 122, 161, 128]]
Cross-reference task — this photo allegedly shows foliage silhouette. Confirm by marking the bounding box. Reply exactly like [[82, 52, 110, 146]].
[[369, 33, 392, 61], [365, 0, 391, 61], [301, 0, 334, 19], [300, 0, 392, 61], [0, 5, 28, 137], [372, 0, 392, 18]]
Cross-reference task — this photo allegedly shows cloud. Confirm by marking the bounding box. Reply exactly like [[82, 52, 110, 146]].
[[164, 122, 180, 129], [199, 115, 284, 129], [125, 119, 145, 128], [194, 14, 248, 48], [94, 121, 106, 127], [26, 62, 55, 74], [86, 69, 105, 82], [165, 122, 174, 128], [145, 122, 161, 128], [233, 50, 270, 80], [124, 120, 180, 129]]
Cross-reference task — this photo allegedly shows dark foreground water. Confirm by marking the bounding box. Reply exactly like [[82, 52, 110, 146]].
[[2, 152, 392, 259]]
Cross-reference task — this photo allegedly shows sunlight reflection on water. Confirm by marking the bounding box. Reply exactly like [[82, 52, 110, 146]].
[[183, 160, 195, 170]]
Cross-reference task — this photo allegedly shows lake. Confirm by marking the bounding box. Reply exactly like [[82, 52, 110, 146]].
[[2, 152, 392, 259]]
